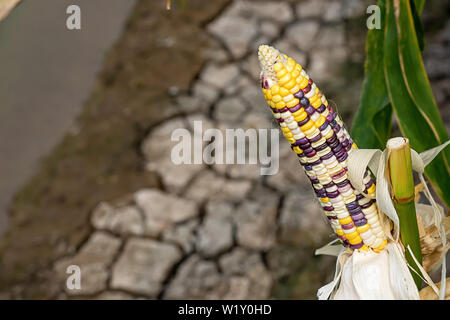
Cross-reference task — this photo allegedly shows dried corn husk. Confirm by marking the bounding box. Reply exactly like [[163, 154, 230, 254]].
[[420, 278, 450, 300]]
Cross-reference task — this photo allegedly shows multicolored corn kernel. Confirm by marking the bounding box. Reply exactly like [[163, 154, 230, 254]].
[[258, 45, 387, 252]]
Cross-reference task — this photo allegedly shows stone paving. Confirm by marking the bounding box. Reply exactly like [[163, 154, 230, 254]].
[[46, 0, 450, 299]]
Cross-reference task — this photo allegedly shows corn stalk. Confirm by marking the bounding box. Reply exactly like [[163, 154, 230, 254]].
[[387, 137, 422, 289]]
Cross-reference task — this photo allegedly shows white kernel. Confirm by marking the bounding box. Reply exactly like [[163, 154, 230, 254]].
[[283, 94, 294, 102]]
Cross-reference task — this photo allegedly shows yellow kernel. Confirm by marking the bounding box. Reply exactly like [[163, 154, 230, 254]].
[[284, 131, 293, 138], [273, 62, 283, 73], [312, 100, 322, 109], [269, 101, 275, 108], [276, 101, 286, 109], [291, 70, 300, 79], [292, 109, 304, 117], [287, 57, 295, 66], [300, 120, 314, 131], [324, 100, 328, 107], [290, 85, 300, 94], [281, 127, 290, 133], [373, 240, 387, 252], [324, 129, 334, 139], [349, 236, 363, 245], [320, 197, 330, 202], [309, 95, 320, 105], [294, 112, 307, 122], [277, 68, 287, 78], [286, 64, 294, 72], [352, 143, 358, 149], [336, 229, 344, 236], [295, 63, 302, 72], [356, 224, 370, 233], [367, 184, 376, 194], [270, 85, 280, 95], [293, 146, 303, 154], [345, 231, 359, 240], [284, 78, 297, 90], [359, 244, 370, 252], [315, 116, 326, 128], [287, 137, 296, 144], [272, 95, 282, 103], [299, 77, 309, 89], [304, 126, 317, 136], [279, 87, 290, 97], [279, 73, 291, 86], [286, 98, 299, 108], [339, 216, 353, 225], [266, 92, 272, 100]]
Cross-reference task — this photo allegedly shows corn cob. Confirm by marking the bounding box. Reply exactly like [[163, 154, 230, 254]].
[[258, 45, 387, 252]]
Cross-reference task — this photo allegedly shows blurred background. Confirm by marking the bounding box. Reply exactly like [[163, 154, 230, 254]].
[[0, 0, 448, 299]]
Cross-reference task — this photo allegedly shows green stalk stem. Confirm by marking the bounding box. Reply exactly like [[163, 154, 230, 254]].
[[387, 137, 423, 290]]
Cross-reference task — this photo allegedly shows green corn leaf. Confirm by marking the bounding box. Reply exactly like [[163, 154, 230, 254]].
[[351, 0, 392, 150], [384, 0, 450, 206]]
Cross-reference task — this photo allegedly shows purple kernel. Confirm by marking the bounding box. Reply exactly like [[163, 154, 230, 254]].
[[327, 135, 337, 144], [348, 207, 362, 215], [310, 159, 322, 166], [365, 180, 374, 189], [323, 182, 335, 188], [346, 201, 359, 210], [277, 118, 284, 123], [305, 106, 315, 115], [324, 206, 334, 212], [289, 104, 301, 113], [315, 143, 328, 151], [334, 149, 346, 159], [342, 139, 349, 147], [351, 213, 365, 221], [342, 222, 355, 230], [304, 165, 313, 171], [280, 107, 289, 113], [300, 97, 310, 107], [333, 144, 343, 153], [303, 84, 312, 94], [294, 91, 304, 99], [321, 152, 334, 160], [356, 194, 365, 200], [337, 152, 348, 162], [332, 170, 346, 180], [327, 190, 340, 198], [305, 150, 317, 157], [310, 134, 323, 143], [329, 139, 339, 149], [297, 137, 308, 145], [350, 242, 364, 250], [297, 117, 310, 126], [317, 104, 326, 113], [319, 121, 329, 131], [333, 125, 341, 134], [303, 147, 314, 154], [336, 180, 350, 188], [361, 200, 374, 209], [354, 218, 368, 227]]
